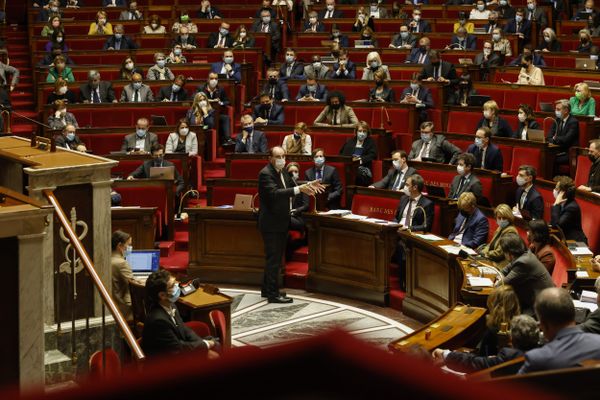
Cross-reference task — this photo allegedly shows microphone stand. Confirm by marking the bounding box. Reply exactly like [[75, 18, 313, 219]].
[[542, 115, 558, 142], [0, 104, 52, 143]]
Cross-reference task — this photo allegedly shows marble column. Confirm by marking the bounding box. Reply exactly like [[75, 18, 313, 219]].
[[91, 179, 113, 317]]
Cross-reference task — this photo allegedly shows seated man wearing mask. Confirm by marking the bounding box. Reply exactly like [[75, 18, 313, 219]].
[[210, 50, 241, 83], [127, 144, 185, 196], [260, 68, 290, 101], [304, 148, 343, 210], [400, 74, 434, 123], [252, 92, 285, 126], [54, 124, 87, 152], [303, 55, 331, 80], [466, 127, 504, 171], [448, 192, 489, 249], [577, 139, 600, 194], [370, 150, 417, 191], [157, 75, 189, 102], [121, 117, 158, 154], [448, 153, 483, 200], [296, 73, 328, 102], [120, 73, 154, 103], [408, 121, 461, 164], [235, 114, 268, 153]]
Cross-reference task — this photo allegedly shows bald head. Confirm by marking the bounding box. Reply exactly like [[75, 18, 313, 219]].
[[535, 287, 574, 340]]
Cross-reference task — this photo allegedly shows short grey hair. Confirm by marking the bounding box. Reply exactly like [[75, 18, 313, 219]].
[[555, 99, 571, 112], [510, 315, 540, 351], [88, 70, 100, 80]]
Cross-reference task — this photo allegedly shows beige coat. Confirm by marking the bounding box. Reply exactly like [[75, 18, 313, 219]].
[[111, 252, 134, 321]]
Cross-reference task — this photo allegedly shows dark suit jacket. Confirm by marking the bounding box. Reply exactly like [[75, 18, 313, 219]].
[[580, 309, 600, 334], [172, 35, 198, 48], [121, 132, 158, 153], [408, 134, 460, 163], [318, 9, 344, 19], [252, 103, 285, 126], [157, 85, 190, 102], [258, 163, 297, 233], [515, 185, 544, 220], [512, 120, 540, 139], [406, 47, 430, 64], [368, 86, 395, 102], [261, 82, 290, 101], [446, 347, 524, 374], [142, 305, 208, 357], [55, 134, 84, 150], [391, 33, 417, 48], [331, 60, 356, 79], [525, 8, 548, 27], [373, 166, 417, 190], [418, 61, 458, 85], [467, 143, 504, 171], [79, 81, 116, 103], [394, 195, 434, 232], [483, 22, 502, 34], [503, 18, 531, 41], [129, 159, 185, 195], [210, 62, 241, 83], [448, 173, 483, 200], [305, 164, 343, 209], [476, 116, 513, 138], [546, 115, 579, 153], [279, 61, 305, 80], [588, 158, 600, 193], [448, 207, 489, 249], [474, 52, 502, 68], [409, 20, 431, 33], [303, 22, 326, 32], [400, 86, 434, 108], [296, 84, 328, 101], [102, 35, 138, 50], [251, 21, 281, 48], [197, 7, 222, 19], [197, 84, 230, 106], [551, 200, 588, 244], [450, 34, 477, 50], [537, 39, 561, 52], [207, 32, 233, 48], [234, 130, 268, 153], [339, 136, 377, 169], [332, 34, 350, 48]]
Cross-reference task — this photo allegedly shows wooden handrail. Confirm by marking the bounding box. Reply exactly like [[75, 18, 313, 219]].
[[43, 189, 145, 361]]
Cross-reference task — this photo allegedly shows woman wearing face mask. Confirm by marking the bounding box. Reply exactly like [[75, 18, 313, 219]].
[[453, 11, 474, 33], [478, 204, 519, 268], [368, 0, 388, 19], [368, 69, 395, 102], [491, 28, 512, 60], [353, 6, 375, 32], [146, 52, 175, 81], [551, 176, 588, 244], [330, 24, 350, 48], [165, 119, 198, 157], [186, 92, 215, 129], [495, 0, 516, 19], [41, 15, 63, 37], [46, 55, 74, 83], [512, 54, 544, 86], [476, 100, 512, 137], [166, 45, 187, 64], [526, 220, 556, 274], [569, 82, 596, 116], [339, 121, 378, 186], [304, 11, 325, 32], [144, 15, 166, 34], [171, 10, 198, 34], [119, 56, 144, 81], [47, 77, 77, 104], [359, 26, 378, 48], [537, 27, 561, 52], [232, 25, 255, 49], [282, 122, 312, 155], [469, 0, 491, 20], [88, 11, 113, 35], [45, 30, 68, 53], [110, 230, 142, 322], [578, 29, 593, 53], [512, 104, 540, 139], [47, 99, 78, 130], [361, 51, 390, 80]]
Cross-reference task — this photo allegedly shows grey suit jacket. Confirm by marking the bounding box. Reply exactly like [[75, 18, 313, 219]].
[[120, 132, 158, 152], [408, 134, 461, 164], [120, 84, 154, 102], [372, 166, 417, 190], [303, 65, 331, 80], [79, 81, 116, 103], [448, 173, 483, 200], [0, 62, 19, 87], [47, 112, 79, 130]]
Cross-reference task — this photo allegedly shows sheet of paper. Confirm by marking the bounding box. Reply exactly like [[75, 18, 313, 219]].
[[573, 299, 599, 312], [414, 233, 444, 241], [439, 245, 461, 255], [571, 247, 594, 256], [215, 205, 233, 209], [467, 277, 494, 287], [363, 218, 388, 224], [576, 270, 590, 278], [319, 209, 350, 216], [342, 213, 368, 220]]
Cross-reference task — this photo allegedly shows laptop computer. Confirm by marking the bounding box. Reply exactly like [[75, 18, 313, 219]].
[[151, 115, 168, 126], [468, 95, 491, 107], [354, 39, 373, 48], [425, 185, 446, 198], [149, 166, 175, 180], [539, 102, 554, 112], [528, 129, 545, 143], [233, 194, 254, 210], [127, 250, 160, 277], [575, 58, 597, 71]]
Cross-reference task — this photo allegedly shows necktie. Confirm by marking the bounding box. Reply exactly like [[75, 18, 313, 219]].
[[316, 169, 322, 180], [92, 88, 100, 103], [404, 199, 413, 227], [262, 24, 268, 33], [520, 190, 527, 208], [270, 86, 275, 98], [419, 142, 429, 158], [481, 148, 487, 169], [134, 89, 139, 102], [433, 66, 438, 79], [332, 110, 337, 125], [327, 11, 332, 18], [517, 22, 521, 32], [247, 135, 254, 153], [457, 176, 466, 195], [220, 35, 225, 47], [392, 171, 403, 190]]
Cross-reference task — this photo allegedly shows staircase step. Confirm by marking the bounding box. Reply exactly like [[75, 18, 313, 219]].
[[204, 169, 226, 179], [160, 250, 189, 275], [389, 289, 406, 312], [174, 231, 189, 251], [284, 261, 308, 290], [290, 246, 308, 263], [158, 241, 176, 258], [44, 349, 75, 386]]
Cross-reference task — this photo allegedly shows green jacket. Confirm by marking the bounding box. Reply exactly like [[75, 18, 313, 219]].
[[569, 96, 596, 117], [46, 66, 74, 83]]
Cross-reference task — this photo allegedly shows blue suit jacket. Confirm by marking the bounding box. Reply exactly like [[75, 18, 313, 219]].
[[515, 185, 544, 220], [234, 130, 268, 153], [331, 60, 356, 79], [210, 62, 241, 83], [450, 34, 477, 50], [406, 47, 430, 64], [296, 84, 328, 101], [503, 19, 531, 41], [448, 208, 489, 249], [466, 143, 504, 171], [252, 103, 285, 126]]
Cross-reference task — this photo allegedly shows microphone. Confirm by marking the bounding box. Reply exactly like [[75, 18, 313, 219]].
[[543, 116, 558, 141], [458, 249, 505, 287], [379, 106, 392, 128], [408, 205, 427, 232]]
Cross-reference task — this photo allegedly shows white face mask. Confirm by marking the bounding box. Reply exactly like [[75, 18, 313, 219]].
[[401, 186, 411, 196], [553, 188, 559, 199], [209, 79, 218, 88], [457, 165, 466, 176], [179, 128, 189, 136], [483, 110, 492, 119], [239, 31, 246, 38], [392, 159, 402, 170], [58, 86, 67, 94], [125, 62, 134, 70], [516, 175, 527, 186], [518, 112, 527, 122], [291, 171, 299, 180], [199, 100, 207, 107], [275, 158, 286, 170]]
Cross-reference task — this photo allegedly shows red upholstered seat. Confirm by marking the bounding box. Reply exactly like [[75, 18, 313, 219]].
[[509, 147, 541, 177], [579, 198, 600, 254], [89, 348, 121, 379], [535, 185, 555, 223], [229, 160, 265, 179], [475, 88, 504, 108], [574, 155, 592, 187], [184, 321, 212, 338], [209, 310, 228, 351], [550, 246, 570, 287], [350, 194, 398, 221], [446, 111, 482, 134], [495, 144, 513, 172], [312, 133, 353, 155], [431, 203, 442, 236], [371, 160, 383, 183], [504, 91, 536, 111], [419, 169, 455, 196], [477, 176, 494, 204], [486, 216, 498, 242]]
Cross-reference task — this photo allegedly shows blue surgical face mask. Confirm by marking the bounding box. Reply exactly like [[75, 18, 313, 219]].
[[555, 110, 562, 119], [66, 132, 75, 141], [174, 49, 182, 56], [515, 15, 523, 22], [275, 158, 286, 170], [475, 137, 484, 148], [421, 133, 432, 143], [168, 283, 181, 303], [136, 128, 146, 137], [220, 28, 229, 36], [410, 83, 419, 91], [224, 56, 234, 64], [156, 60, 166, 68], [357, 131, 367, 141], [133, 82, 142, 90], [114, 33, 123, 40], [172, 84, 180, 92], [497, 219, 510, 229], [314, 156, 325, 167], [400, 31, 409, 39], [124, 244, 132, 259]]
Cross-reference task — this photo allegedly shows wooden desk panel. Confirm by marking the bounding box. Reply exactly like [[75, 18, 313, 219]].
[[186, 207, 265, 285], [111, 207, 157, 250], [305, 214, 398, 305], [177, 289, 233, 348]]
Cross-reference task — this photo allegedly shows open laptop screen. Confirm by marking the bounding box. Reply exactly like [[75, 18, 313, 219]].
[[127, 250, 160, 273]]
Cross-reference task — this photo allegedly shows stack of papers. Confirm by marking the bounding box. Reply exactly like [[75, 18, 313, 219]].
[[342, 213, 368, 220], [570, 247, 594, 256], [414, 233, 444, 241], [581, 290, 598, 304], [319, 209, 351, 216], [439, 245, 477, 256], [574, 299, 598, 312], [467, 277, 494, 287]]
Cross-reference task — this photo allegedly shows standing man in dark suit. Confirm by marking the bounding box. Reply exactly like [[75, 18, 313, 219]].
[[547, 99, 579, 167], [103, 24, 138, 50], [207, 22, 233, 48], [577, 139, 600, 194], [504, 8, 531, 51], [449, 192, 489, 249], [157, 75, 190, 102], [142, 270, 219, 358], [279, 48, 305, 80], [448, 153, 483, 200], [121, 117, 158, 154], [319, 0, 344, 19], [252, 92, 285, 126], [210, 50, 242, 83], [418, 50, 458, 86], [258, 146, 324, 303], [304, 148, 343, 209], [525, 0, 548, 29], [235, 114, 268, 153], [408, 121, 461, 164], [467, 127, 504, 171], [370, 150, 416, 191], [394, 174, 434, 232], [127, 143, 185, 196], [520, 287, 600, 373], [514, 165, 544, 220], [79, 70, 117, 103], [261, 68, 290, 101], [408, 9, 431, 33]]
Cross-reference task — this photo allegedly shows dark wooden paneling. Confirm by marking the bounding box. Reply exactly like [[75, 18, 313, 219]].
[[0, 237, 19, 386]]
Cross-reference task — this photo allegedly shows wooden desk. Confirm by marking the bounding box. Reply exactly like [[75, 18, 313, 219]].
[[111, 207, 157, 250], [177, 288, 233, 349], [388, 305, 486, 354], [186, 207, 266, 285], [304, 213, 398, 305]]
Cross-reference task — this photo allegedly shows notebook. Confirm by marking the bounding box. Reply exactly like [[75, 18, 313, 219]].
[[127, 250, 160, 276], [151, 115, 168, 126], [539, 102, 554, 112], [149, 166, 175, 180], [354, 39, 373, 48]]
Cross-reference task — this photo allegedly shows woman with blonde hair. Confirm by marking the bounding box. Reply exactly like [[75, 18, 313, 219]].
[[352, 6, 374, 32], [282, 122, 312, 155], [186, 92, 215, 128], [570, 82, 596, 116], [88, 11, 113, 35], [476, 100, 512, 137], [478, 204, 519, 267], [480, 285, 521, 356], [361, 51, 391, 81]]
